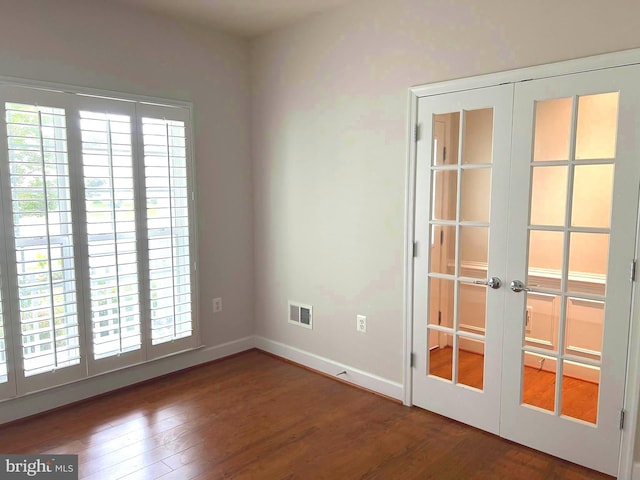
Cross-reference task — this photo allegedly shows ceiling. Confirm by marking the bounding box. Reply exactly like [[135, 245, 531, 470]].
[[114, 0, 353, 38]]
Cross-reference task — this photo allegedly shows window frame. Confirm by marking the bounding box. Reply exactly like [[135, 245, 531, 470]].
[[0, 80, 199, 399]]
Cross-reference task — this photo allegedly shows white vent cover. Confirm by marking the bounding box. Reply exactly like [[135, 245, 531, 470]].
[[288, 301, 313, 330]]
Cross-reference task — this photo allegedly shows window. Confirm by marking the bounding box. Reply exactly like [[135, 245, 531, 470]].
[[0, 85, 197, 397]]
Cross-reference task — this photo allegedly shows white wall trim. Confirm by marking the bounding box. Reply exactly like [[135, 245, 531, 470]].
[[0, 336, 255, 425], [254, 336, 403, 401], [409, 48, 640, 98], [0, 74, 192, 108], [200, 336, 255, 359], [619, 201, 640, 480], [402, 87, 418, 407]]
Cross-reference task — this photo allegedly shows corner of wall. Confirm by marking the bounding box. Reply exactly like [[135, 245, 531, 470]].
[[254, 336, 403, 401]]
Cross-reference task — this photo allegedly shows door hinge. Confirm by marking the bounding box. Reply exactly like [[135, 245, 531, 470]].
[[410, 352, 416, 368], [631, 260, 636, 282], [413, 241, 418, 258], [440, 229, 444, 245], [443, 146, 447, 163], [438, 311, 442, 325], [620, 409, 626, 430], [414, 123, 421, 142]]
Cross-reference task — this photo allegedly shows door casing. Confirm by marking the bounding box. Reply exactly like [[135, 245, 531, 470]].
[[403, 47, 640, 479]]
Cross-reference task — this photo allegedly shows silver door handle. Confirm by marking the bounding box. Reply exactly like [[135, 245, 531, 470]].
[[473, 277, 502, 289], [510, 280, 530, 293]]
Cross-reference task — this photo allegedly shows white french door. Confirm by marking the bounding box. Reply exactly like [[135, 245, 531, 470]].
[[412, 84, 513, 434], [412, 64, 640, 475], [501, 64, 640, 475]]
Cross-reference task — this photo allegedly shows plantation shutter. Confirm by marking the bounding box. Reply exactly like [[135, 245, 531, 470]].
[[75, 97, 144, 374], [0, 288, 6, 384], [0, 88, 84, 394], [0, 271, 13, 399], [0, 84, 197, 400], [139, 104, 196, 357], [0, 223, 13, 398]]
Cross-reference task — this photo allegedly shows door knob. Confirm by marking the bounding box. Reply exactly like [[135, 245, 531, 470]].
[[473, 277, 502, 289], [510, 280, 530, 293]]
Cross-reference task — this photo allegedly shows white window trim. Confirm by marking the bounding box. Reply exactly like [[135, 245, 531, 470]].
[[0, 74, 192, 109]]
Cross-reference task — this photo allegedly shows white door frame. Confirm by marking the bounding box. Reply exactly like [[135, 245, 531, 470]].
[[403, 47, 640, 479]]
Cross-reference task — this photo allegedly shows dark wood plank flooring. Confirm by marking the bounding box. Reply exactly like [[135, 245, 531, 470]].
[[0, 350, 613, 479], [429, 346, 599, 424]]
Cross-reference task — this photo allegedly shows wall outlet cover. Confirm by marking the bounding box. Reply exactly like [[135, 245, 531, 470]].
[[213, 297, 223, 313], [357, 314, 367, 333]]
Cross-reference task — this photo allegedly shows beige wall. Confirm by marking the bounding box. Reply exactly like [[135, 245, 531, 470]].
[[250, 2, 640, 461], [0, 0, 254, 346], [250, 0, 640, 385]]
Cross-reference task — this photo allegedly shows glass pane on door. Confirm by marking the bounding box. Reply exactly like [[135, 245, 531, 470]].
[[533, 98, 572, 162], [520, 93, 618, 425], [427, 109, 495, 391], [575, 93, 619, 160]]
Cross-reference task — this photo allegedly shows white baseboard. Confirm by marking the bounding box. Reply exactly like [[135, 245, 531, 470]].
[[0, 336, 254, 425], [254, 336, 403, 401], [0, 335, 405, 425], [200, 336, 255, 360]]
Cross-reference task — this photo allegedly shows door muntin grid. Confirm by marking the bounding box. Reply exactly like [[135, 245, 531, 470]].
[[427, 108, 494, 391], [520, 93, 619, 425]]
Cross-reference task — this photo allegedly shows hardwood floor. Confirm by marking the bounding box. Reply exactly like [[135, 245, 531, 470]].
[[429, 347, 599, 424], [0, 350, 612, 479]]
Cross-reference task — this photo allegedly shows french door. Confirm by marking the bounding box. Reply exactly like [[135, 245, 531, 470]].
[[412, 84, 513, 434], [412, 64, 640, 475]]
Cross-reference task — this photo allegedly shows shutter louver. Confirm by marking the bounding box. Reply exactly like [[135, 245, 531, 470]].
[[142, 118, 192, 345], [5, 102, 80, 377], [80, 111, 141, 360], [0, 285, 6, 384]]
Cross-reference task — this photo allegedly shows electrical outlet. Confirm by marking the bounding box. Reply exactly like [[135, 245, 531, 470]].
[[357, 314, 367, 333], [213, 297, 222, 313]]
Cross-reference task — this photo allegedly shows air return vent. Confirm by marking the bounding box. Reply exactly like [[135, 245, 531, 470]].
[[288, 301, 313, 330]]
